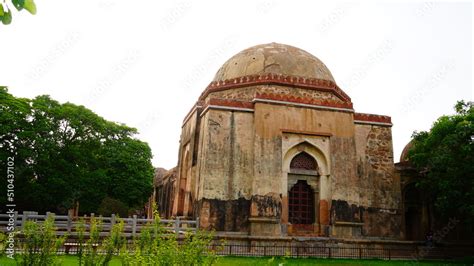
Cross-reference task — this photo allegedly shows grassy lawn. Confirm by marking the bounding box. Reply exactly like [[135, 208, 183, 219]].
[[216, 256, 473, 265], [1, 255, 472, 265], [0, 255, 122, 265]]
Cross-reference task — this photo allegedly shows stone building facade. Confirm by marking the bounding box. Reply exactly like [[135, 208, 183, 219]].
[[158, 43, 402, 238], [149, 167, 177, 218]]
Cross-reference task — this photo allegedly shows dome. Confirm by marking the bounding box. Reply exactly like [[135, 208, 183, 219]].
[[400, 141, 414, 162], [213, 43, 335, 83]]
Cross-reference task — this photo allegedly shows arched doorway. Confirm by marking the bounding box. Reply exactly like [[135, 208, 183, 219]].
[[288, 152, 319, 233], [177, 151, 190, 216], [289, 180, 314, 225], [403, 183, 424, 240]]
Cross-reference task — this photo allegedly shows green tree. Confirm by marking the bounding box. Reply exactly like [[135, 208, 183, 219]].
[[98, 197, 129, 217], [0, 0, 36, 25], [408, 100, 474, 222], [0, 87, 154, 214]]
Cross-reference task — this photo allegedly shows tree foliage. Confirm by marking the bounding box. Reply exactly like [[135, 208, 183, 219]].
[[98, 197, 129, 218], [0, 0, 36, 25], [408, 100, 474, 222], [0, 87, 154, 214]]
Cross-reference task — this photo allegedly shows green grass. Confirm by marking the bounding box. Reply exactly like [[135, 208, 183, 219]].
[[1, 255, 472, 265], [216, 256, 474, 265], [0, 255, 123, 265]]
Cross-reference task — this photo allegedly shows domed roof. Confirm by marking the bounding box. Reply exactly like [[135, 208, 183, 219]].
[[400, 141, 414, 162], [213, 43, 335, 83]]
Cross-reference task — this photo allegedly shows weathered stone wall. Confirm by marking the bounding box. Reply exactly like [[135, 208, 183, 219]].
[[251, 102, 357, 235], [197, 109, 254, 201], [330, 136, 359, 204], [173, 110, 200, 216], [192, 109, 255, 231], [252, 102, 353, 196], [355, 124, 399, 209], [196, 198, 250, 232], [180, 111, 198, 144], [354, 123, 401, 238], [155, 168, 177, 218]]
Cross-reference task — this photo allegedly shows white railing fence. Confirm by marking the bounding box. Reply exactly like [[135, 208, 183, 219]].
[[0, 211, 199, 237]]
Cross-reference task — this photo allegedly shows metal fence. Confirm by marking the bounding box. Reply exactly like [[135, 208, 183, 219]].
[[209, 244, 473, 260], [0, 211, 198, 237], [17, 242, 473, 260]]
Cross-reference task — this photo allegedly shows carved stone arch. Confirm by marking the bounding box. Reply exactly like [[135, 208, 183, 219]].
[[290, 151, 318, 172], [283, 141, 329, 176], [281, 139, 331, 235]]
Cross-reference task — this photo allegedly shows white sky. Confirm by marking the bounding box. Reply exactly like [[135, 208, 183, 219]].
[[1, 1, 472, 169]]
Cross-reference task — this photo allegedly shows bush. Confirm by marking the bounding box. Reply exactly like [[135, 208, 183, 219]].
[[102, 218, 126, 264], [0, 232, 6, 256], [175, 230, 219, 265], [120, 207, 219, 266], [13, 209, 219, 265], [75, 218, 86, 266], [79, 216, 124, 266], [19, 215, 66, 266]]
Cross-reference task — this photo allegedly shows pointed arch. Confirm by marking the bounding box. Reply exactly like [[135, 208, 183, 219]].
[[290, 151, 318, 171], [283, 141, 329, 176]]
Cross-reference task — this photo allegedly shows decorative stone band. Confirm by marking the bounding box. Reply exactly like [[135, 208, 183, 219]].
[[207, 98, 254, 109], [255, 92, 353, 110], [199, 73, 352, 102], [184, 98, 391, 127], [281, 129, 332, 137], [354, 113, 392, 127], [199, 98, 255, 118]]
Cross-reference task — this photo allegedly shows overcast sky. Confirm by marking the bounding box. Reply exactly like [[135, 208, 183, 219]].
[[1, 1, 472, 169]]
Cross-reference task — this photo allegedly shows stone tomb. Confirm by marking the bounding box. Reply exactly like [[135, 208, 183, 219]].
[[156, 43, 401, 239]]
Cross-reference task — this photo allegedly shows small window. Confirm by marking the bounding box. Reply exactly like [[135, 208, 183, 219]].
[[290, 152, 317, 171]]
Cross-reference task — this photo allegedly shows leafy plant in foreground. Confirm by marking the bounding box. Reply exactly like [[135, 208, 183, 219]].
[[120, 205, 219, 265], [82, 217, 102, 266], [19, 215, 66, 266], [75, 218, 86, 265], [80, 216, 125, 266]]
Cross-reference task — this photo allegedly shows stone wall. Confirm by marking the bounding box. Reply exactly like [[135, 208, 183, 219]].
[[196, 109, 254, 201], [196, 198, 250, 232], [354, 123, 402, 238], [330, 136, 359, 204], [173, 109, 200, 216]]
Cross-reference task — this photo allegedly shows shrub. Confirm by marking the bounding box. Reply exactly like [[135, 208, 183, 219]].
[[19, 215, 66, 266], [75, 218, 86, 265], [120, 206, 219, 266], [82, 216, 101, 265], [102, 218, 126, 264], [175, 230, 218, 266], [80, 216, 126, 266], [12, 209, 218, 265], [0, 232, 6, 256]]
